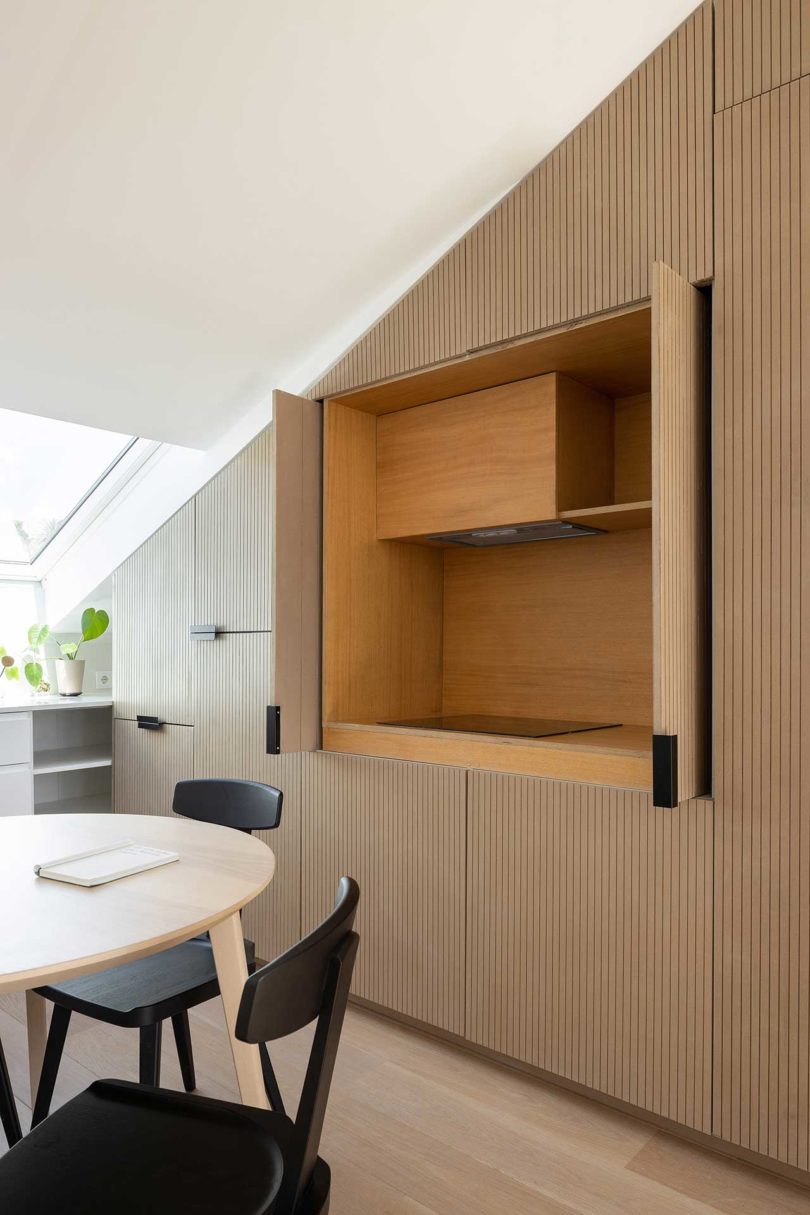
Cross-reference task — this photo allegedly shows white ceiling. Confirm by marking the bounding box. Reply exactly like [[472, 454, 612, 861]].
[[0, 0, 698, 448]]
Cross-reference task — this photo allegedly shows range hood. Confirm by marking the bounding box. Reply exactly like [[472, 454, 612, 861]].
[[426, 520, 604, 547]]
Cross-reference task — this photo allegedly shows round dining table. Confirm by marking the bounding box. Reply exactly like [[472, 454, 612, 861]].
[[0, 813, 275, 1111]]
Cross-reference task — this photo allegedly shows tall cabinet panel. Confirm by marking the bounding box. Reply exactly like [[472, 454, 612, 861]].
[[113, 501, 194, 725], [301, 752, 467, 1035], [713, 80, 810, 1171], [651, 262, 710, 805], [466, 771, 714, 1133]]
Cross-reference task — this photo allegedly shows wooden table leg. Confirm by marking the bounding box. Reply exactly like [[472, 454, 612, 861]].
[[209, 911, 269, 1110], [25, 991, 47, 1106]]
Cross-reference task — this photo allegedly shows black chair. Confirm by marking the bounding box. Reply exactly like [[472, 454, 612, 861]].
[[0, 877, 360, 1215], [31, 778, 284, 1126], [0, 1036, 22, 1147]]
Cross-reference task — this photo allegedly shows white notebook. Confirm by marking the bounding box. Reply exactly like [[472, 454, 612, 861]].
[[34, 840, 179, 887]]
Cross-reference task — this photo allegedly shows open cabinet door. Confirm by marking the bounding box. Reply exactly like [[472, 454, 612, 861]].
[[651, 262, 709, 807], [270, 390, 323, 753]]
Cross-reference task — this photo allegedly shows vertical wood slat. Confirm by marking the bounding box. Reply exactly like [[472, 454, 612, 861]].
[[306, 3, 712, 400], [713, 77, 810, 1170], [194, 425, 273, 632], [112, 501, 194, 725], [113, 719, 193, 818], [466, 3, 713, 352], [191, 632, 303, 960], [308, 243, 466, 399], [651, 261, 709, 802], [301, 752, 466, 1035], [466, 772, 713, 1131], [715, 0, 810, 111]]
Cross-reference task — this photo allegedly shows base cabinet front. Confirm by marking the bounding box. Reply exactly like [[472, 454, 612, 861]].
[[466, 771, 714, 1132], [113, 719, 193, 817], [301, 752, 466, 1035]]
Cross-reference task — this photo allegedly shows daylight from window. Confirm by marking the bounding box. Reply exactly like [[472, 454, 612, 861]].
[[0, 407, 133, 563]]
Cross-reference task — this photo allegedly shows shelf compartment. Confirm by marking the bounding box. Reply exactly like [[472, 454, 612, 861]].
[[33, 745, 112, 775], [34, 792, 112, 815], [560, 500, 652, 532]]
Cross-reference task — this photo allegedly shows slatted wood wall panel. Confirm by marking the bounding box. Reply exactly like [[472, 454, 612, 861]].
[[301, 752, 466, 1034], [194, 426, 273, 631], [308, 243, 466, 399], [651, 262, 709, 802], [467, 4, 713, 349], [113, 720, 193, 817], [112, 502, 194, 725], [467, 773, 713, 1132], [192, 633, 303, 960], [713, 78, 810, 1170], [716, 0, 810, 111]]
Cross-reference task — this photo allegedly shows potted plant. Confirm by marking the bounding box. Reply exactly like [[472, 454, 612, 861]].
[[27, 608, 110, 697]]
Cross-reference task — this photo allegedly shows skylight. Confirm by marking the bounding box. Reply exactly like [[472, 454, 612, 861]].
[[0, 408, 135, 564]]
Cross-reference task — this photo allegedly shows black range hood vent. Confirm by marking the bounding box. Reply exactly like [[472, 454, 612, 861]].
[[427, 520, 604, 547]]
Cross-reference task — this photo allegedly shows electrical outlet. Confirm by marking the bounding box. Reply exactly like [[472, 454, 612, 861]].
[[96, 671, 112, 690]]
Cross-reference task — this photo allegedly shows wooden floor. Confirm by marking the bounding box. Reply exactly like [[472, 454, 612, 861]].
[[1, 993, 809, 1213]]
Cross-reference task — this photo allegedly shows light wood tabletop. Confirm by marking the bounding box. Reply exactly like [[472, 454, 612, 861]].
[[0, 813, 275, 1111]]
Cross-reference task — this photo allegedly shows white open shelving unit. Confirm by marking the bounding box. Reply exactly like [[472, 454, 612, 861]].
[[0, 696, 113, 815]]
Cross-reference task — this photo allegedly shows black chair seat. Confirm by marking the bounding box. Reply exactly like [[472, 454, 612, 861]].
[[36, 936, 256, 1026], [0, 1079, 290, 1215]]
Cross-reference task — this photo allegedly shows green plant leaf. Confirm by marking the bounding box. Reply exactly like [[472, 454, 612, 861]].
[[81, 608, 109, 642], [60, 642, 80, 660], [24, 661, 43, 689], [27, 623, 49, 648], [5, 665, 20, 681], [0, 647, 5, 658]]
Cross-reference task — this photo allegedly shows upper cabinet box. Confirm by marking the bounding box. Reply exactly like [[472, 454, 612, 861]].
[[114, 391, 322, 754], [376, 374, 614, 540]]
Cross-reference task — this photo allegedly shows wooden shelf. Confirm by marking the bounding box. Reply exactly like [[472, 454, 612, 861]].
[[33, 745, 112, 775], [560, 500, 652, 532]]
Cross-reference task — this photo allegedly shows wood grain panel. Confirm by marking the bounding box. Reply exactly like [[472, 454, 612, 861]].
[[323, 401, 443, 725], [305, 7, 710, 403], [309, 243, 466, 399], [112, 719, 193, 817], [466, 772, 713, 1132], [651, 262, 709, 803], [194, 426, 273, 632], [112, 502, 194, 725], [443, 529, 653, 728], [376, 375, 559, 539], [716, 0, 810, 111], [301, 752, 466, 1034], [713, 79, 810, 1170], [463, 3, 713, 346]]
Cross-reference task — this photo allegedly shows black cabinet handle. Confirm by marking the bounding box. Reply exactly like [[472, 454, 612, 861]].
[[266, 706, 281, 755], [137, 715, 163, 731], [652, 734, 678, 808]]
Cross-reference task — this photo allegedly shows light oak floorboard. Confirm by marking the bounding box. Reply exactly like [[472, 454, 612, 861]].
[[0, 996, 807, 1214]]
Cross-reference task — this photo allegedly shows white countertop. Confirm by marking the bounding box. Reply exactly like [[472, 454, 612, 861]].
[[0, 693, 113, 715]]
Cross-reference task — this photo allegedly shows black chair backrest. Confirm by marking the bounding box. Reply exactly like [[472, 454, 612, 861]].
[[172, 779, 283, 833], [237, 876, 360, 1213]]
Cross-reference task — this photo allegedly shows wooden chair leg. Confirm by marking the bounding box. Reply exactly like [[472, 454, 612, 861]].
[[0, 1036, 22, 1147], [139, 1023, 162, 1087], [170, 1012, 196, 1092], [31, 1005, 72, 1127], [259, 1042, 285, 1114]]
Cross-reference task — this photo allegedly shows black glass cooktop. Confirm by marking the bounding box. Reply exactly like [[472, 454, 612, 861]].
[[379, 714, 620, 738]]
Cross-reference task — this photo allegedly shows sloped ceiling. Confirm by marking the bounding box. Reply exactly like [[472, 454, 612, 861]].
[[0, 0, 698, 447]]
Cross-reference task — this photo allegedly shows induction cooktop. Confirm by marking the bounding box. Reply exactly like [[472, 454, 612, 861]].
[[379, 714, 621, 738]]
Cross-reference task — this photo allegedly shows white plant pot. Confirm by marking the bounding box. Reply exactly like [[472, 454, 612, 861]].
[[55, 659, 85, 697]]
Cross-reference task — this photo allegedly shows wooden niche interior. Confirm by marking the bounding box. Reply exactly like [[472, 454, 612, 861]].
[[323, 304, 655, 788]]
